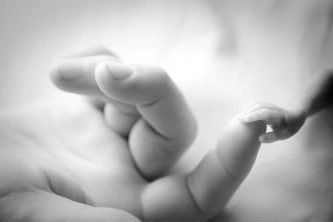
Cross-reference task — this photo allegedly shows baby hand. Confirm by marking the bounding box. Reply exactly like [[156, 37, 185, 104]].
[[239, 102, 307, 143]]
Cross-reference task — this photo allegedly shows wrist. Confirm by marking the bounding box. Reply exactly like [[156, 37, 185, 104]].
[[286, 103, 307, 134], [287, 98, 309, 121], [294, 106, 308, 121]]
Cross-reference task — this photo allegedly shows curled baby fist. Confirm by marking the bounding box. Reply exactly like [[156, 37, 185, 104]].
[[239, 102, 307, 143]]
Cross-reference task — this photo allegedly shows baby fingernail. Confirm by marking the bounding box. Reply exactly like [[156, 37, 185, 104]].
[[105, 63, 133, 80]]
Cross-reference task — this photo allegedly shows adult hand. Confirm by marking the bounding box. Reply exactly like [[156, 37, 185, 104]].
[[0, 47, 265, 221], [239, 102, 307, 143]]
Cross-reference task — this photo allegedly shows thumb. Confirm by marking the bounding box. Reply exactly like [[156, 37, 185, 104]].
[[187, 119, 266, 215], [0, 189, 140, 222]]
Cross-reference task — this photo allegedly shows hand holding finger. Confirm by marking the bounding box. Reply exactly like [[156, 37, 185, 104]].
[[239, 102, 307, 143], [238, 103, 288, 142], [50, 47, 140, 136], [95, 62, 197, 179], [50, 54, 197, 179], [240, 108, 280, 124]]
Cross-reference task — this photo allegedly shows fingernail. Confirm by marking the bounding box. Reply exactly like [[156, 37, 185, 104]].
[[105, 63, 133, 80]]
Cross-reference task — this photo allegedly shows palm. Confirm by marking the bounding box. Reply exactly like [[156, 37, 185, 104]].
[[0, 98, 145, 215]]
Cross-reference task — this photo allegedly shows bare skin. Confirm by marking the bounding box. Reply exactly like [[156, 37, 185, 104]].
[[0, 47, 265, 222], [239, 71, 333, 143]]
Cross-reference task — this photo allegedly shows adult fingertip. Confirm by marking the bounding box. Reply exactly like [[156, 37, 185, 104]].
[[49, 60, 64, 85], [107, 63, 133, 80], [96, 62, 133, 82], [50, 60, 83, 92], [50, 60, 81, 81]]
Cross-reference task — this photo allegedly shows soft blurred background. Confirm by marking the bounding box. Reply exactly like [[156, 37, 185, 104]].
[[1, 0, 333, 220]]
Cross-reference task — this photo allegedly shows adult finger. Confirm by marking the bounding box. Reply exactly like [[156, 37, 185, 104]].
[[141, 120, 266, 221], [50, 50, 138, 111], [62, 45, 120, 58], [50, 53, 139, 134], [104, 103, 140, 136], [95, 62, 197, 179], [50, 55, 118, 98], [0, 189, 140, 222]]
